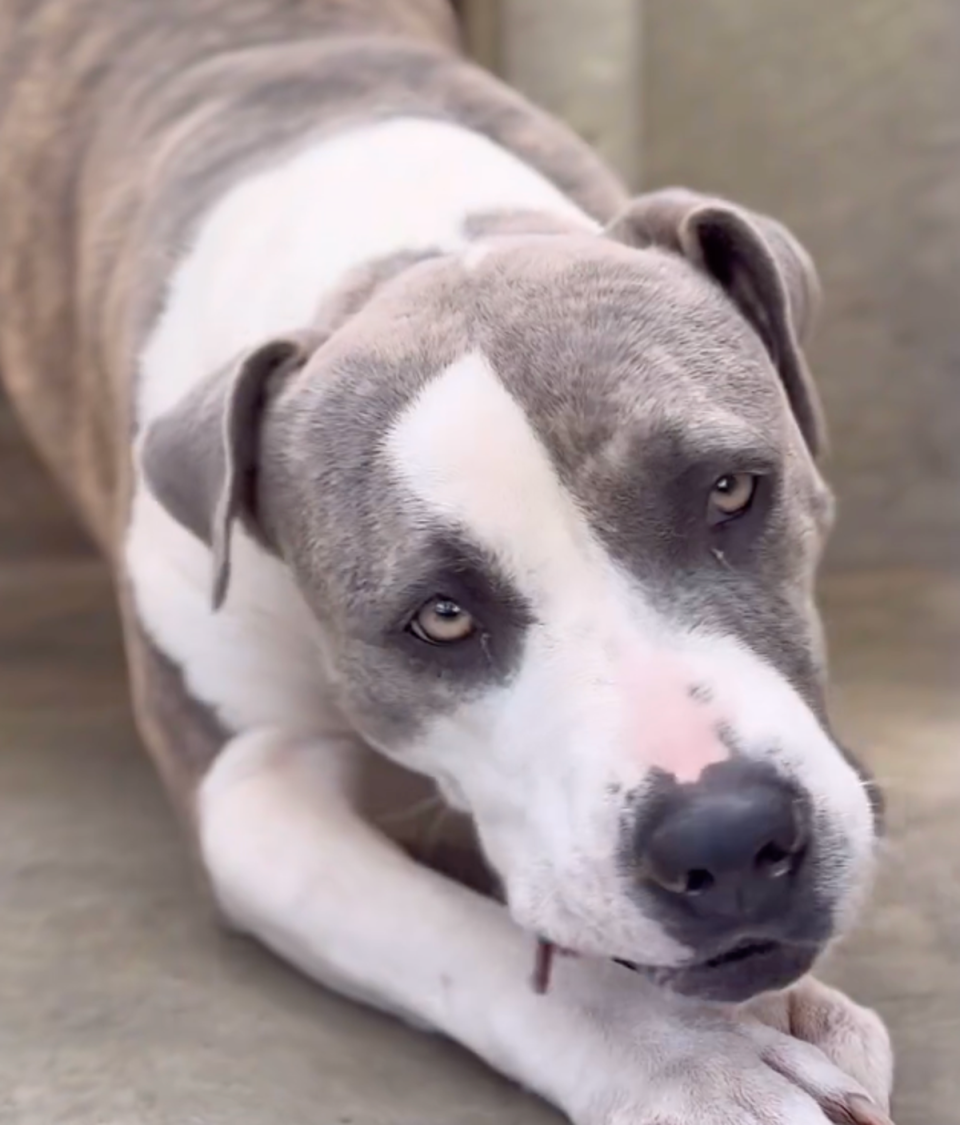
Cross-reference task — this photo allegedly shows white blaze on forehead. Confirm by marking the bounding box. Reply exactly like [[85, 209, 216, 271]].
[[385, 353, 735, 788], [131, 118, 597, 741], [384, 351, 603, 599]]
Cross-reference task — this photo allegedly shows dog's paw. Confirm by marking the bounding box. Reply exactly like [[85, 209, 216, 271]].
[[743, 976, 894, 1112], [557, 966, 894, 1125], [584, 1013, 895, 1125]]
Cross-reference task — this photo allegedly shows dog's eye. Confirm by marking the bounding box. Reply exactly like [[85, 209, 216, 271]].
[[409, 597, 477, 644], [708, 473, 757, 523]]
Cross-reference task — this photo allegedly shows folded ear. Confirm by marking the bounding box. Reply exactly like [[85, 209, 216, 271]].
[[140, 330, 323, 609], [606, 188, 826, 458]]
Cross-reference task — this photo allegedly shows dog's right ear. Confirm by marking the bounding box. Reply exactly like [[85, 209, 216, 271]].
[[606, 188, 826, 459], [140, 330, 323, 610]]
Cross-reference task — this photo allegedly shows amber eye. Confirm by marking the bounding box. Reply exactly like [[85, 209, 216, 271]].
[[709, 473, 758, 521], [410, 598, 477, 644]]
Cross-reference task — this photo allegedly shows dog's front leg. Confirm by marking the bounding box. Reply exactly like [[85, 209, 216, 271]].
[[200, 728, 893, 1125]]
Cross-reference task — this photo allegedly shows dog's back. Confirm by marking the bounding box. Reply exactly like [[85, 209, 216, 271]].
[[0, 0, 457, 549], [0, 0, 624, 556]]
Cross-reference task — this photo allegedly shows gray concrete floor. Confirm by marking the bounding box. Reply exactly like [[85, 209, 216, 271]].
[[1, 410, 958, 1124]]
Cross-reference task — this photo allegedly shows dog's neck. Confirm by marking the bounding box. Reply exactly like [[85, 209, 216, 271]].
[[137, 115, 598, 428]]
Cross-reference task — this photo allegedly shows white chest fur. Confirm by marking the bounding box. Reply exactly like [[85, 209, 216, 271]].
[[126, 117, 594, 734]]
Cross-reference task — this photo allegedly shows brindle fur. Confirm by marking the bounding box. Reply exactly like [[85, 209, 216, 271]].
[[0, 0, 626, 813]]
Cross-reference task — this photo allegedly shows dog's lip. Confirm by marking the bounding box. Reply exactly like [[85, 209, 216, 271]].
[[530, 931, 820, 1001], [614, 936, 821, 1001], [539, 935, 792, 974], [539, 934, 805, 973], [701, 936, 782, 968], [615, 937, 780, 976]]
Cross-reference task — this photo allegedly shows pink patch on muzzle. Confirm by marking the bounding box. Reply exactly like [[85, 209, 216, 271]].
[[621, 654, 730, 783]]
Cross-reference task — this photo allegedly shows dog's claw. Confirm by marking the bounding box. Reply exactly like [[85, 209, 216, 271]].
[[836, 1094, 895, 1125]]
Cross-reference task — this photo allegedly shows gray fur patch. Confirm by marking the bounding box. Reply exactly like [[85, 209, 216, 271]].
[[192, 210, 840, 747]]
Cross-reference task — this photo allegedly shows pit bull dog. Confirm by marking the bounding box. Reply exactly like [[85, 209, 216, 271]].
[[0, 2, 894, 1122]]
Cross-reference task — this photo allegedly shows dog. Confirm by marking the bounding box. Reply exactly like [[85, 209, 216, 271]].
[[0, 2, 895, 1121]]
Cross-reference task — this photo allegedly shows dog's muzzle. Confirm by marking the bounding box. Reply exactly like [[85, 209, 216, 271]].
[[614, 757, 833, 1000]]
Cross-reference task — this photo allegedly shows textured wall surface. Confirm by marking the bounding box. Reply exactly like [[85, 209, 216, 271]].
[[498, 0, 642, 185], [643, 1, 960, 569]]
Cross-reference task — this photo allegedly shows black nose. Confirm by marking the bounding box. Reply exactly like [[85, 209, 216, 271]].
[[638, 759, 808, 925]]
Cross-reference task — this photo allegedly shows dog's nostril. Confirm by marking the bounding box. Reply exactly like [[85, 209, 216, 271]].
[[754, 840, 797, 879], [635, 759, 811, 924], [654, 844, 799, 897], [684, 869, 714, 895]]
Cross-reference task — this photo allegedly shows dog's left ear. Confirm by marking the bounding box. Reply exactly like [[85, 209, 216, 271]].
[[140, 330, 324, 609], [606, 188, 826, 458]]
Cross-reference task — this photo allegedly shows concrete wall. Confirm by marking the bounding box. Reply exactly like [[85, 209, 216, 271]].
[[497, 0, 642, 185], [643, 1, 960, 570], [4, 0, 958, 573]]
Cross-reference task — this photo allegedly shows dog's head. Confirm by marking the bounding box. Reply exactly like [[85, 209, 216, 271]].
[[143, 189, 881, 1002]]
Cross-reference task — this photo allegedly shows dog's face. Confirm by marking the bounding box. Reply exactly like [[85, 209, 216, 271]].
[[145, 191, 880, 1003]]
